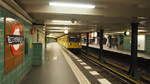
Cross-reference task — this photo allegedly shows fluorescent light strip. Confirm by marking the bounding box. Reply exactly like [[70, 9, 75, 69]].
[[49, 2, 95, 8], [52, 20, 71, 23]]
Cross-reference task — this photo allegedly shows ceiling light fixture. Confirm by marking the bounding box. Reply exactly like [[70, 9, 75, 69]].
[[124, 31, 130, 36], [6, 18, 15, 22], [51, 20, 71, 23], [49, 2, 95, 9], [64, 30, 69, 34], [138, 30, 147, 32]]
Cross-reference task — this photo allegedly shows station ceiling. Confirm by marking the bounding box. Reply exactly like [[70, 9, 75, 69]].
[[13, 0, 150, 37]]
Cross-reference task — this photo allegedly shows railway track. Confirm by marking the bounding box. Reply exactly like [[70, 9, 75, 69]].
[[73, 49, 150, 84]]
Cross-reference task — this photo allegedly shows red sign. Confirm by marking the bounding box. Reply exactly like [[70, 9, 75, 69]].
[[9, 23, 24, 56]]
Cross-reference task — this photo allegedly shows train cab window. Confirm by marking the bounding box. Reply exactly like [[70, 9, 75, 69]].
[[69, 37, 80, 42]]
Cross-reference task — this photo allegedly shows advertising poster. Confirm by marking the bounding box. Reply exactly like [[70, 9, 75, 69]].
[[4, 17, 24, 72], [138, 35, 145, 51]]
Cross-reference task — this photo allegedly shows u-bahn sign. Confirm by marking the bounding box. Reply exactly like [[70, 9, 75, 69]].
[[7, 23, 24, 56], [4, 18, 24, 73]]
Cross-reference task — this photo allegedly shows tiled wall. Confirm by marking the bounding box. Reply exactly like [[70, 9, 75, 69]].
[[0, 7, 35, 84], [145, 35, 150, 54], [123, 34, 150, 54], [0, 10, 5, 84], [38, 31, 45, 58], [123, 36, 131, 51]]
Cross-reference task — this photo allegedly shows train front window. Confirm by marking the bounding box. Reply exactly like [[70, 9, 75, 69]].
[[69, 37, 80, 42]]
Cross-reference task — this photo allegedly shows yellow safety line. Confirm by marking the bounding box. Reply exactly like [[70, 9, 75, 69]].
[[106, 61, 150, 83], [105, 62, 129, 71], [142, 76, 150, 82]]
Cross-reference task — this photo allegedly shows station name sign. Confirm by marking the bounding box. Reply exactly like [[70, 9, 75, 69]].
[[7, 35, 24, 44]]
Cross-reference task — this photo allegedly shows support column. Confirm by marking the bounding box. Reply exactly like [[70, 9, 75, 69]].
[[129, 23, 139, 78], [45, 30, 47, 49], [37, 30, 39, 42], [99, 29, 104, 61], [108, 35, 112, 48], [86, 33, 89, 54]]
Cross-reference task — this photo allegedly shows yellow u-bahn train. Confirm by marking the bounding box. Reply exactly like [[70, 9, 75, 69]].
[[57, 34, 82, 50]]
